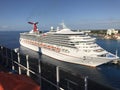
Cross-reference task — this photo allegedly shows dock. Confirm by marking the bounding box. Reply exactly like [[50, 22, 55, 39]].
[[0, 45, 116, 90]]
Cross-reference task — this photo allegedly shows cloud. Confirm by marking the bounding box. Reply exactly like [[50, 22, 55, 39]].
[[0, 25, 9, 29], [0, 25, 9, 30], [0, 25, 15, 30]]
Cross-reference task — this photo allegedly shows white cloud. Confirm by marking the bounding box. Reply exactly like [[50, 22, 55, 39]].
[[0, 25, 9, 29]]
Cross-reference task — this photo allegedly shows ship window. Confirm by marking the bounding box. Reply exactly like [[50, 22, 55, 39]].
[[84, 50, 87, 52], [98, 54, 106, 57], [70, 44, 75, 46], [94, 49, 104, 52], [88, 50, 91, 52]]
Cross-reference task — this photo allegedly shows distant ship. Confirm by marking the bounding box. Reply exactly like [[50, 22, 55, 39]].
[[19, 22, 119, 67]]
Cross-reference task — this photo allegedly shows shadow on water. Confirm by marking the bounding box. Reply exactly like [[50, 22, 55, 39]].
[[18, 46, 120, 90]]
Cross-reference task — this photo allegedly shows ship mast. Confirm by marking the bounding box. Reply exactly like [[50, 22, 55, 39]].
[[61, 22, 68, 29]]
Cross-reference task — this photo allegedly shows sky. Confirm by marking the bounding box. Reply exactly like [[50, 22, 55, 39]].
[[0, 0, 120, 31]]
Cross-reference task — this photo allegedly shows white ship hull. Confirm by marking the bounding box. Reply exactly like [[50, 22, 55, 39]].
[[19, 22, 119, 67], [41, 48, 113, 67], [20, 39, 114, 67], [20, 39, 40, 52]]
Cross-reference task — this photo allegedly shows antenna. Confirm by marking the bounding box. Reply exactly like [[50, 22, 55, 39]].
[[60, 22, 67, 29], [115, 49, 118, 58], [28, 22, 39, 32]]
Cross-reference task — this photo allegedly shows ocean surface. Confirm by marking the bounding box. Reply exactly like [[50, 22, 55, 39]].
[[0, 31, 120, 89]]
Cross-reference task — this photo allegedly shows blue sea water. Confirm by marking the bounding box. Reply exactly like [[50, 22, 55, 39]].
[[96, 39, 120, 56], [0, 31, 120, 89], [0, 31, 24, 49]]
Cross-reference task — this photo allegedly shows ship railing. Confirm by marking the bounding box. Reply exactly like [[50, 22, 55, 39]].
[[0, 45, 115, 90], [0, 46, 87, 90]]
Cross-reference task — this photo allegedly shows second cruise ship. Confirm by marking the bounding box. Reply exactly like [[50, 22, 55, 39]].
[[20, 22, 119, 67]]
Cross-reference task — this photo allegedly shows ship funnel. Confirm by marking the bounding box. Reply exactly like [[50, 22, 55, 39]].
[[28, 22, 39, 32]]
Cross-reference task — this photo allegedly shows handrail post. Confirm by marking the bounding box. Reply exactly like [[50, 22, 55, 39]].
[[11, 49, 14, 71], [38, 55, 41, 74], [26, 55, 30, 76], [84, 76, 88, 90], [0, 46, 3, 63], [56, 66, 59, 90], [38, 54, 41, 86], [17, 53, 21, 75], [5, 47, 8, 67]]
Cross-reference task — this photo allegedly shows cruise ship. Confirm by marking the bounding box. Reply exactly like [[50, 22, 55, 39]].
[[19, 22, 119, 67]]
